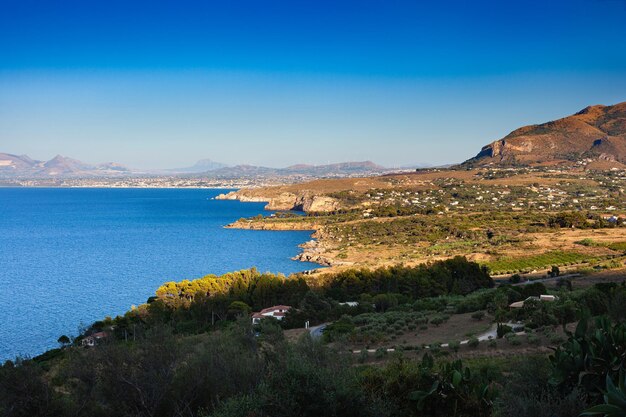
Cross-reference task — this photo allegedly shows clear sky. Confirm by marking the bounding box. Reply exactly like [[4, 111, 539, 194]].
[[1, 0, 625, 169]]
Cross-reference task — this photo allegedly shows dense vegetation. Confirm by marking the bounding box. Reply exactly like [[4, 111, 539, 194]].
[[2, 257, 626, 417], [114, 257, 492, 336]]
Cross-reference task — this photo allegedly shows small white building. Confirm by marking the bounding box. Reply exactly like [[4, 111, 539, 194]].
[[339, 301, 359, 307], [509, 295, 558, 309], [251, 305, 291, 325], [81, 331, 108, 347]]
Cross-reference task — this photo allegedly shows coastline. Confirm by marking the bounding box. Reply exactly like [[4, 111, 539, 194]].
[[223, 201, 346, 270], [0, 187, 321, 361]]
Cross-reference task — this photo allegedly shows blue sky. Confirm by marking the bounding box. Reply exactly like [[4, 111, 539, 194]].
[[1, 0, 625, 168]]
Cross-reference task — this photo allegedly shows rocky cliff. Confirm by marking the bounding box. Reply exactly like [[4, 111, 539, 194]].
[[216, 190, 340, 212]]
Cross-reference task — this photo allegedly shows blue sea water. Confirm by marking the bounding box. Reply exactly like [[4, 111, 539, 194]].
[[0, 187, 318, 361]]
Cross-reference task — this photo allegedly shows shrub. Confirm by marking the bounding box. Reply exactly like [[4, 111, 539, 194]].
[[468, 337, 480, 348], [471, 311, 485, 320], [548, 333, 565, 345], [492, 357, 588, 417], [430, 316, 444, 327], [497, 323, 513, 338], [509, 337, 522, 346], [527, 334, 541, 346]]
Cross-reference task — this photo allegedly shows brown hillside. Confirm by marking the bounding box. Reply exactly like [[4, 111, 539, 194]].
[[466, 101, 626, 166]]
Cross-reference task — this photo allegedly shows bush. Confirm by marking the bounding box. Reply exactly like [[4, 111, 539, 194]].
[[471, 311, 485, 320], [448, 341, 461, 353], [509, 336, 522, 346], [548, 333, 565, 345], [468, 337, 480, 348], [493, 357, 588, 417], [527, 334, 541, 346], [497, 323, 513, 338], [430, 316, 444, 327], [322, 315, 355, 342]]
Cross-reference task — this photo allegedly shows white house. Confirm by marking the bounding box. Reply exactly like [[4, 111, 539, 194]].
[[81, 331, 108, 347], [251, 305, 292, 324]]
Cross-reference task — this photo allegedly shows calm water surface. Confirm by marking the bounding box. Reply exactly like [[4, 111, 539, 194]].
[[0, 188, 318, 360]]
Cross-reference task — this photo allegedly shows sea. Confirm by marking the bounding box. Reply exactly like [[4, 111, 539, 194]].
[[0, 187, 319, 361]]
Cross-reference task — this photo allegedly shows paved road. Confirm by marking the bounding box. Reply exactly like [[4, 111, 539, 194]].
[[309, 323, 327, 339], [511, 273, 581, 286]]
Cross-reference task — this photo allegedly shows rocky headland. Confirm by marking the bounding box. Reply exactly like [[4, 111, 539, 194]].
[[216, 190, 340, 212]]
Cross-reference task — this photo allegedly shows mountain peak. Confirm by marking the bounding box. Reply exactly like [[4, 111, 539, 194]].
[[464, 101, 626, 167]]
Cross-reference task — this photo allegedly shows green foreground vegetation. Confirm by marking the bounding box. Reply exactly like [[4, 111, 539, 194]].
[[2, 258, 626, 417]]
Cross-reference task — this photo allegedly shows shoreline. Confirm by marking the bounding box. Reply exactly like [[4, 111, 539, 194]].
[[0, 185, 241, 190], [220, 188, 347, 270], [0, 188, 321, 361]]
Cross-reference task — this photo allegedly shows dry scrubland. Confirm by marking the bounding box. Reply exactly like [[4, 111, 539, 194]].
[[225, 165, 626, 278]]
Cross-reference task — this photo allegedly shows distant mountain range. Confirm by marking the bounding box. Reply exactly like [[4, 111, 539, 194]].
[[0, 154, 131, 178], [5, 101, 625, 180], [167, 159, 229, 173], [197, 161, 389, 179], [0, 153, 395, 179], [464, 101, 626, 167]]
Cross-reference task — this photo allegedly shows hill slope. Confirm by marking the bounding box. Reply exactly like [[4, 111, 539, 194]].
[[465, 101, 626, 166]]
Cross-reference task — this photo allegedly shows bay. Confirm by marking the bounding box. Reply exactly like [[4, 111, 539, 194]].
[[0, 187, 318, 360]]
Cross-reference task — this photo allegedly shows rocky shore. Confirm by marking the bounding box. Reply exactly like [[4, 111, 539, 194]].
[[225, 218, 348, 268], [215, 190, 340, 212]]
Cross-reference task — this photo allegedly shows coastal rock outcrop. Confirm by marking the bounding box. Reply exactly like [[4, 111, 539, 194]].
[[216, 190, 340, 213], [291, 252, 335, 266]]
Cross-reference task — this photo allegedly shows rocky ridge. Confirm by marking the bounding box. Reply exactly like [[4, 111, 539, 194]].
[[465, 101, 626, 166]]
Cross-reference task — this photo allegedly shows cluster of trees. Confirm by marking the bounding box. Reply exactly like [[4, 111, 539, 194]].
[[322, 256, 493, 301], [548, 211, 620, 229], [153, 269, 309, 311], [93, 257, 493, 338]]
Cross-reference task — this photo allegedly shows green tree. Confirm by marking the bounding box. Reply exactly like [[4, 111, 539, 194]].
[[227, 301, 251, 318], [57, 335, 70, 347]]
